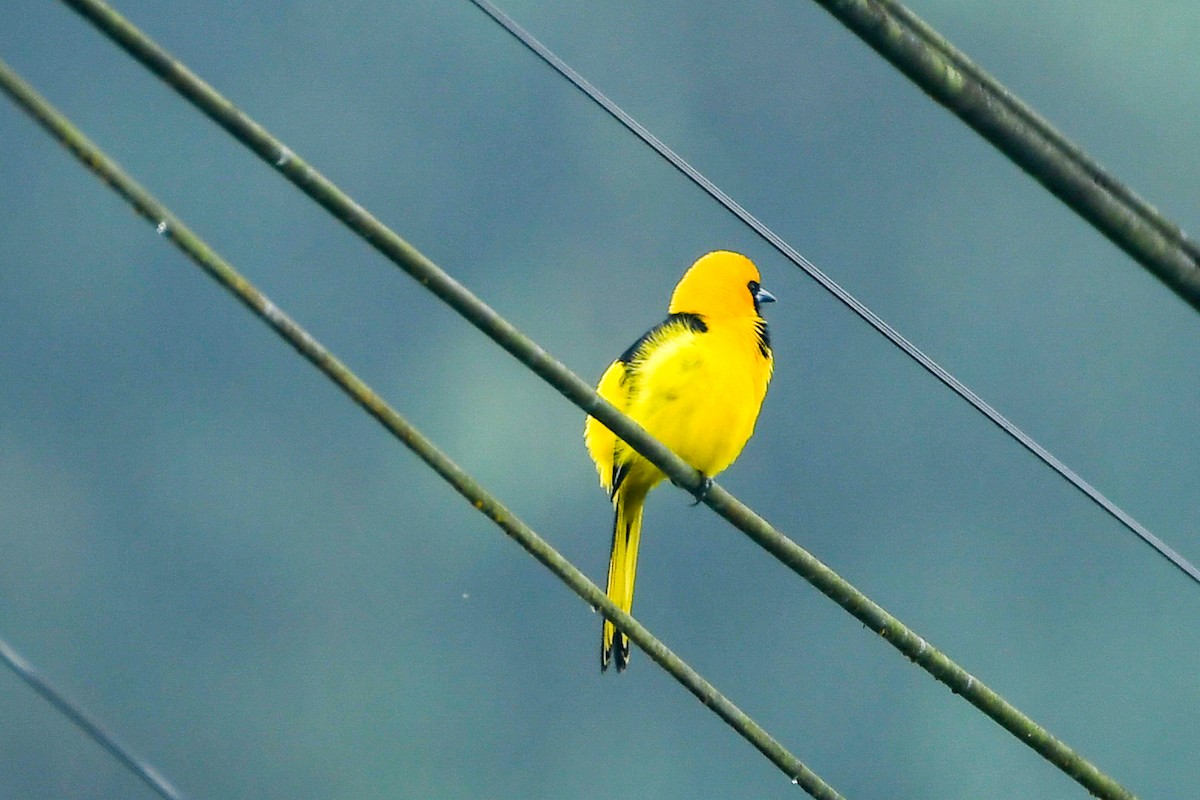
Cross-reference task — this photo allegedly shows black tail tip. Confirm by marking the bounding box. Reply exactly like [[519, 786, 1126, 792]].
[[600, 636, 631, 673]]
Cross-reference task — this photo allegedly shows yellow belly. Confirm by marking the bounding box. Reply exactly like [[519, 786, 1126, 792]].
[[617, 327, 768, 491]]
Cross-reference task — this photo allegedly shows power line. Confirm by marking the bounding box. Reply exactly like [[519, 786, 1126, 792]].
[[0, 634, 187, 800], [464, 0, 1200, 588], [16, 7, 1141, 795], [811, 0, 1200, 310], [0, 56, 845, 800]]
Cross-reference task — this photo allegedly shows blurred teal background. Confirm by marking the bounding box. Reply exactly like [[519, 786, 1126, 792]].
[[2, 2, 1199, 797]]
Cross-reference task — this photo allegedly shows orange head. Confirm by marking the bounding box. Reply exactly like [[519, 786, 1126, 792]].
[[668, 250, 775, 319]]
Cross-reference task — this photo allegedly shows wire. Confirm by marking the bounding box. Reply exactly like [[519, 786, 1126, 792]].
[[465, 0, 1200, 587], [6, 13, 1142, 795], [814, 0, 1200, 309], [0, 635, 187, 800], [0, 56, 844, 800]]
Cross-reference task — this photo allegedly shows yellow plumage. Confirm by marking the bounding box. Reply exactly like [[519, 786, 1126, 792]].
[[584, 250, 775, 671]]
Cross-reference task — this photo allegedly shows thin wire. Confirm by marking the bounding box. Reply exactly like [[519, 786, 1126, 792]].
[[0, 635, 187, 800], [466, 0, 1200, 587]]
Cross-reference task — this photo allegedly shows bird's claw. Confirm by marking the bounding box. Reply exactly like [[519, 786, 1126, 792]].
[[689, 476, 714, 506]]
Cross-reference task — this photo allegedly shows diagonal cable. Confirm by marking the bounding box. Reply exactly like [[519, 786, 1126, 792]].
[[0, 56, 844, 800], [22, 7, 1141, 796], [0, 635, 187, 800], [808, 0, 1200, 309], [462, 0, 1200, 588]]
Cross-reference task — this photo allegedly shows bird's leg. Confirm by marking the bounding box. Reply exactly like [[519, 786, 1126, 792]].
[[689, 475, 714, 506]]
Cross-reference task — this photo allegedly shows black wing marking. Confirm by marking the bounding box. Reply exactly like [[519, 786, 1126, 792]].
[[618, 312, 708, 366], [607, 312, 708, 496], [610, 461, 629, 497]]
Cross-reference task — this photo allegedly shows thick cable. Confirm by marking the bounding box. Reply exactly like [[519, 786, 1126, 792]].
[[811, 0, 1200, 306]]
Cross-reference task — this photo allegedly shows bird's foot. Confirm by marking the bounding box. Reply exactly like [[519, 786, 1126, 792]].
[[689, 476, 714, 506]]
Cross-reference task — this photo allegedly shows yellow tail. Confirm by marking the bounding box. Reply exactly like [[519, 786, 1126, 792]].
[[601, 485, 647, 672]]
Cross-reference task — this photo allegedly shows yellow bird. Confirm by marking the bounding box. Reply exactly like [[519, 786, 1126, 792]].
[[584, 250, 775, 671]]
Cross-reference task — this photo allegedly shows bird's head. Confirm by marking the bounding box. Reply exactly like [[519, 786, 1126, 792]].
[[668, 250, 775, 319]]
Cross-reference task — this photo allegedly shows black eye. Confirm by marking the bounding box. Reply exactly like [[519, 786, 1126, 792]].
[[747, 280, 760, 295]]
